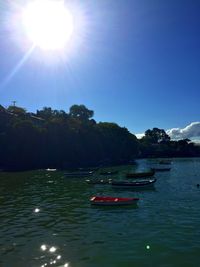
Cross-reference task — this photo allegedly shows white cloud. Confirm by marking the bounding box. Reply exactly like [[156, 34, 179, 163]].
[[135, 133, 145, 139], [167, 122, 200, 141]]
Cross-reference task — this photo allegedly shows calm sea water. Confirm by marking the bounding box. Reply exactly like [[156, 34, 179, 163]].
[[0, 158, 200, 267]]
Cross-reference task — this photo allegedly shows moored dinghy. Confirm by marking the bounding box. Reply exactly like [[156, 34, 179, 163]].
[[86, 179, 112, 185], [112, 179, 157, 189], [151, 167, 171, 172], [64, 171, 94, 178], [90, 196, 139, 206], [126, 169, 155, 178], [46, 168, 57, 172], [159, 160, 172, 165], [100, 171, 118, 175]]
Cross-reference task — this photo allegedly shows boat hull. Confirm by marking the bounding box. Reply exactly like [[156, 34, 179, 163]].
[[86, 179, 112, 185], [90, 196, 139, 206], [64, 171, 93, 178], [112, 179, 156, 189], [159, 160, 171, 165], [100, 171, 118, 175], [151, 168, 171, 172], [126, 170, 155, 178]]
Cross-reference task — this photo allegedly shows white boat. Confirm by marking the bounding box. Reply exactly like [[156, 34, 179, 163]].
[[46, 168, 57, 172]]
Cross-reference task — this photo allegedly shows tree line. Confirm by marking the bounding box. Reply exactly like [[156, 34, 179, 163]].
[[0, 104, 199, 171]]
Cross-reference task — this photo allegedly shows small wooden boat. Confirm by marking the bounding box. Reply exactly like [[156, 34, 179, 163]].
[[159, 160, 171, 165], [78, 167, 99, 172], [100, 171, 118, 175], [64, 171, 94, 177], [126, 170, 155, 178], [151, 167, 171, 172], [112, 179, 156, 189], [90, 196, 139, 206], [46, 168, 57, 172], [86, 179, 112, 185]]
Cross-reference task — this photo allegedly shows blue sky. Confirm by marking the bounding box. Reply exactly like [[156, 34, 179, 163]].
[[0, 0, 200, 137]]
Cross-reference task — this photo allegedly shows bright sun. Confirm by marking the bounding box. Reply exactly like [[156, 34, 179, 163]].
[[22, 0, 74, 51]]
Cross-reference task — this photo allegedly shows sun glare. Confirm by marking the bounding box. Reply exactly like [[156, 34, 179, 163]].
[[22, 0, 74, 51]]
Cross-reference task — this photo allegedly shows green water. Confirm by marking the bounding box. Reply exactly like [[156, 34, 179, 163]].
[[0, 158, 200, 267]]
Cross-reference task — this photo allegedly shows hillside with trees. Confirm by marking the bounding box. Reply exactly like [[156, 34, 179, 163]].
[[0, 104, 199, 171], [0, 104, 139, 171], [139, 127, 200, 158]]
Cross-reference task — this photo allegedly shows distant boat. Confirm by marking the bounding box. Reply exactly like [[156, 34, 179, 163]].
[[90, 196, 139, 206], [100, 171, 118, 175], [46, 168, 57, 172], [86, 179, 112, 185], [151, 167, 171, 172], [112, 179, 157, 189], [159, 160, 171, 165], [64, 171, 94, 177], [78, 167, 99, 172], [126, 170, 155, 178]]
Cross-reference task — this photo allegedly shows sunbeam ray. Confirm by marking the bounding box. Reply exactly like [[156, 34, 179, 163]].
[[0, 44, 35, 90]]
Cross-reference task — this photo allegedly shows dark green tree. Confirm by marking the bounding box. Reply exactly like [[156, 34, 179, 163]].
[[69, 105, 94, 121], [36, 107, 54, 120], [143, 128, 170, 144], [7, 105, 26, 115]]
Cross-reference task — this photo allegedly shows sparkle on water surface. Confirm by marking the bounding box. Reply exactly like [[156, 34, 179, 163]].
[[0, 158, 200, 267]]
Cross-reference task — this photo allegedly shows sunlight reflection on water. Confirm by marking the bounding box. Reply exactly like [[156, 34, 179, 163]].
[[34, 208, 40, 213], [1, 159, 200, 267], [40, 244, 47, 251], [39, 243, 69, 267]]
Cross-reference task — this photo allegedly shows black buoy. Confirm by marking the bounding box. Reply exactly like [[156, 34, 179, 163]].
[[197, 184, 200, 187]]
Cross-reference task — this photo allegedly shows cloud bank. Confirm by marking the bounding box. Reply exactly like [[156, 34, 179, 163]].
[[167, 122, 200, 141], [135, 133, 145, 139]]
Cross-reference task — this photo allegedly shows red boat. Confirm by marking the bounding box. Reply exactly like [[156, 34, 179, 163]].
[[90, 196, 139, 206]]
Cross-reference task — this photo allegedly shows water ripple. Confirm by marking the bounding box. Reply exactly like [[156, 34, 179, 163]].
[[1, 159, 200, 266]]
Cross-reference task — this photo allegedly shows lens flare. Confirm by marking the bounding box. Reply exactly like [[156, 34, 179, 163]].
[[22, 0, 74, 50]]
